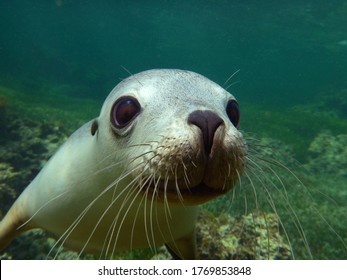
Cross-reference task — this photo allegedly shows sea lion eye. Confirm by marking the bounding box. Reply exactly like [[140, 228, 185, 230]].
[[226, 100, 240, 128], [111, 96, 141, 128]]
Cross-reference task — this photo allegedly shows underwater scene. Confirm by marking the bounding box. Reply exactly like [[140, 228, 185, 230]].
[[0, 0, 346, 260]]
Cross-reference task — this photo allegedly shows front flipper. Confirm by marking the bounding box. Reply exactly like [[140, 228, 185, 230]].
[[165, 229, 197, 260], [0, 203, 30, 251]]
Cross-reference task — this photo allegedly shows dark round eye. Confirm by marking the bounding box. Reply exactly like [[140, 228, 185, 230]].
[[111, 96, 141, 128], [226, 100, 240, 128]]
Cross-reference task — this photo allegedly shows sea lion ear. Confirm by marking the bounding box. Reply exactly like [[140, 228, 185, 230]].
[[91, 119, 99, 136]]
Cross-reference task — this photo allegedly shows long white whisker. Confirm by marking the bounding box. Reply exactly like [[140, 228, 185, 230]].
[[48, 164, 143, 259], [17, 191, 68, 231], [223, 69, 240, 87], [104, 170, 149, 257]]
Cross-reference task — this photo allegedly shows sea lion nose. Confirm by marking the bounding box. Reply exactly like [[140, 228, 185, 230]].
[[188, 110, 224, 156]]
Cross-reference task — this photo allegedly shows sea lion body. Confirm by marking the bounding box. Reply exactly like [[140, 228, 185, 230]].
[[0, 69, 245, 258]]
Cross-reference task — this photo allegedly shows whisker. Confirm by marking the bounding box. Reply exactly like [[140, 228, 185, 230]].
[[120, 65, 143, 86], [244, 161, 311, 259], [143, 187, 154, 252], [174, 163, 185, 205], [129, 174, 156, 253], [108, 177, 145, 258], [149, 176, 159, 256], [222, 69, 240, 87], [17, 191, 68, 231], [48, 164, 143, 259], [246, 167, 296, 258], [225, 80, 241, 91], [81, 173, 140, 258]]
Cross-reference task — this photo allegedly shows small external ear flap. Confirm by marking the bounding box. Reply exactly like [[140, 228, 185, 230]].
[[91, 119, 98, 136]]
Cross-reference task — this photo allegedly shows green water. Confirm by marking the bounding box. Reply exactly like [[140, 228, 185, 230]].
[[1, 0, 347, 106], [0, 0, 346, 259]]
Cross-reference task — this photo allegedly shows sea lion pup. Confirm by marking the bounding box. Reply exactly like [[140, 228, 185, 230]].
[[0, 69, 246, 259]]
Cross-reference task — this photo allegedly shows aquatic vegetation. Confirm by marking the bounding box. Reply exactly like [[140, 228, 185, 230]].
[[0, 111, 68, 191], [0, 95, 6, 107], [0, 163, 17, 210], [306, 131, 347, 177], [1, 228, 94, 260], [202, 133, 347, 260], [241, 101, 347, 162], [319, 89, 347, 119], [151, 210, 291, 260], [299, 131, 347, 259], [0, 111, 70, 259], [196, 211, 291, 260], [1, 209, 292, 260], [3, 229, 50, 260]]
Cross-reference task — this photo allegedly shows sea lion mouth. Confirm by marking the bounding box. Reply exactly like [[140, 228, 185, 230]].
[[145, 180, 231, 205]]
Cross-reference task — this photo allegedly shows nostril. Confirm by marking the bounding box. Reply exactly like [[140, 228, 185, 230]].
[[188, 110, 224, 156]]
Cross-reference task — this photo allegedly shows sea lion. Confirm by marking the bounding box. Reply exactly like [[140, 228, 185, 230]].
[[0, 69, 246, 259]]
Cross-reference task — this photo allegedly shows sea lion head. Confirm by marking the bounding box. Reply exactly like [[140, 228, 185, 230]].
[[96, 69, 246, 205]]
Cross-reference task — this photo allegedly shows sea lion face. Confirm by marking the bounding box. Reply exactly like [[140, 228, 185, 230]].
[[98, 69, 246, 205]]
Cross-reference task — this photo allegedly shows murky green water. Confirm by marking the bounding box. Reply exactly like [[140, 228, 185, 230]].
[[0, 0, 346, 259]]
